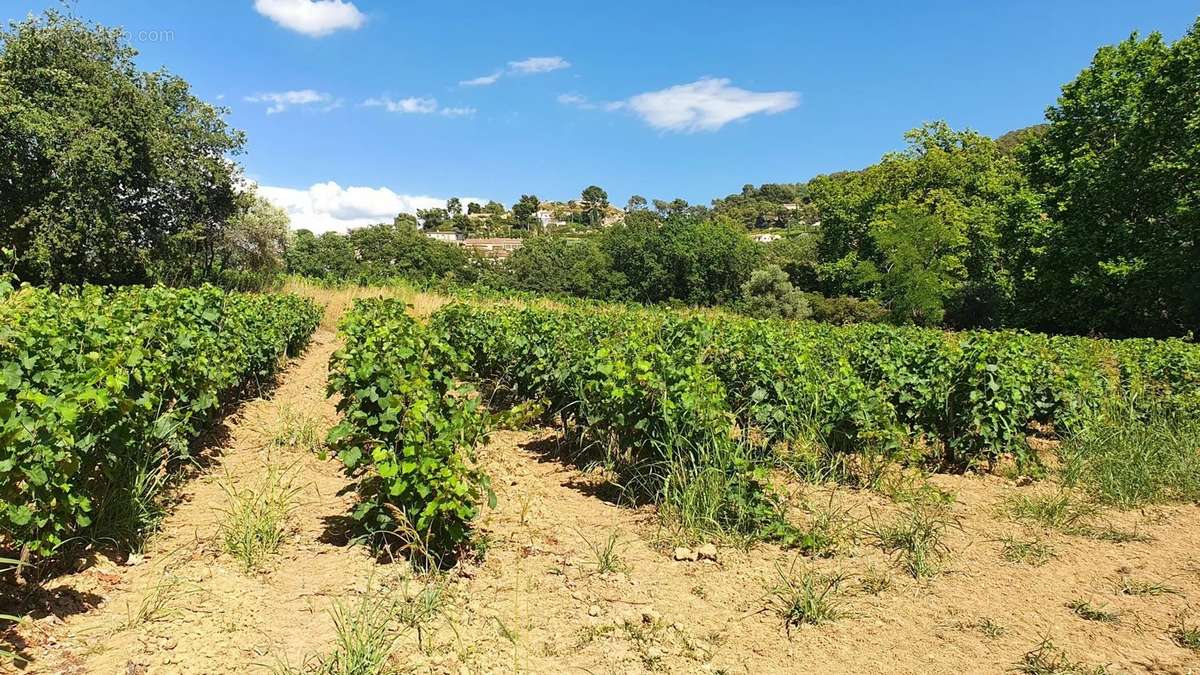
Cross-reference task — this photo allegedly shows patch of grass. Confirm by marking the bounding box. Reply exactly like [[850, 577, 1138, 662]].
[[869, 503, 955, 578], [276, 592, 400, 675], [763, 560, 846, 632], [1012, 636, 1107, 674], [878, 471, 956, 508], [1001, 491, 1098, 533], [1066, 599, 1119, 623], [272, 406, 324, 453], [857, 565, 892, 595], [395, 577, 453, 653], [217, 465, 301, 572], [999, 535, 1056, 566], [1169, 610, 1200, 651], [975, 617, 1006, 639], [781, 493, 859, 558], [1114, 575, 1178, 597], [574, 623, 617, 648], [1060, 407, 1200, 508], [1083, 523, 1152, 544], [577, 528, 628, 575], [120, 574, 183, 630]]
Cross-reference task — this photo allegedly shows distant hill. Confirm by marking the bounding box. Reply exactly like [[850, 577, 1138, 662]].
[[995, 124, 1049, 155]]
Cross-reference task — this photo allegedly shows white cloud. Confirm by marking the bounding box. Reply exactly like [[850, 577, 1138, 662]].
[[362, 96, 439, 114], [623, 77, 798, 133], [460, 72, 502, 87], [245, 89, 332, 114], [459, 56, 570, 88], [257, 182, 487, 233], [508, 56, 570, 74], [361, 96, 474, 117], [557, 93, 596, 110], [254, 0, 366, 37]]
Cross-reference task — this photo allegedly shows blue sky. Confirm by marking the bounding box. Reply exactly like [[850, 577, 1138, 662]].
[[10, 1, 1200, 232]]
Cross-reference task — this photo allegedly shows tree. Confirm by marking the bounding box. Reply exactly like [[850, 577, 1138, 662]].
[[445, 197, 462, 218], [599, 213, 760, 305], [466, 201, 482, 215], [741, 265, 812, 320], [512, 194, 540, 229], [806, 122, 1038, 328], [504, 236, 615, 297], [581, 185, 609, 227], [869, 204, 965, 326], [625, 195, 647, 212], [483, 200, 506, 216], [1018, 21, 1200, 336], [0, 10, 245, 285], [218, 195, 289, 280], [417, 207, 448, 230]]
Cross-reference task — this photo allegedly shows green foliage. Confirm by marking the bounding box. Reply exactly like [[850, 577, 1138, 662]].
[[740, 265, 812, 320], [326, 299, 492, 565], [807, 122, 1037, 328], [0, 10, 245, 286], [504, 236, 617, 298], [598, 212, 762, 306], [0, 285, 321, 559], [711, 182, 817, 230], [1019, 19, 1200, 337]]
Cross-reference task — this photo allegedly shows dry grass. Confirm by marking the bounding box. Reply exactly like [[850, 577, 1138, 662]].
[[282, 278, 450, 329]]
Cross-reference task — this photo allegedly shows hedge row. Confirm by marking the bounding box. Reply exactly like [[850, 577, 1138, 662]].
[[0, 285, 321, 558]]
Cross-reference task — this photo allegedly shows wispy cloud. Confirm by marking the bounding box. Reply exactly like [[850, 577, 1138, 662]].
[[362, 96, 438, 114], [460, 55, 571, 87], [362, 96, 474, 117], [621, 77, 798, 132], [258, 182, 487, 233], [253, 0, 366, 37], [245, 89, 333, 114], [556, 93, 596, 110], [460, 72, 502, 87], [508, 56, 570, 74]]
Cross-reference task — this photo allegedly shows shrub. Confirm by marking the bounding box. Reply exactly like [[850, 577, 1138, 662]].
[[741, 265, 812, 320], [326, 299, 492, 566]]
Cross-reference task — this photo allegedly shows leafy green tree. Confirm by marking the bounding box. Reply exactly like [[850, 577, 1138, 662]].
[[741, 264, 812, 320], [625, 195, 647, 212], [286, 229, 323, 277], [417, 207, 448, 231], [600, 213, 760, 305], [869, 204, 965, 326], [807, 122, 1038, 327], [581, 185, 609, 226], [445, 197, 462, 218], [504, 236, 615, 297], [1018, 20, 1200, 336], [466, 201, 482, 214], [512, 194, 540, 229], [0, 10, 245, 285], [215, 195, 289, 287], [712, 183, 814, 229], [483, 200, 506, 216]]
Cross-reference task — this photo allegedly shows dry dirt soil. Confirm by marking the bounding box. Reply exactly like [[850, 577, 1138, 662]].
[[5, 331, 1200, 674]]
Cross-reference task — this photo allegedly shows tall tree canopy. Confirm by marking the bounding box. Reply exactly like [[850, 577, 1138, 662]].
[[806, 122, 1041, 328], [0, 11, 245, 285], [1017, 20, 1200, 337]]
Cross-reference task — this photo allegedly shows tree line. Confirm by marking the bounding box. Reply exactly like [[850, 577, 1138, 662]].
[[2, 10, 1197, 338]]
